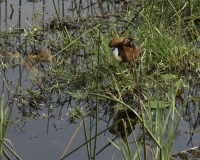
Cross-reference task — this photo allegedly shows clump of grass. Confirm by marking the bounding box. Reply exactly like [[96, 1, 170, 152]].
[[0, 94, 21, 160]]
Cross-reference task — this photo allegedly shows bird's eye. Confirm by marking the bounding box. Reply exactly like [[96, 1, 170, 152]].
[[110, 47, 116, 53]]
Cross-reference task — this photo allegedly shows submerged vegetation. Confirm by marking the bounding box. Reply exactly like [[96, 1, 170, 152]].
[[0, 0, 200, 159]]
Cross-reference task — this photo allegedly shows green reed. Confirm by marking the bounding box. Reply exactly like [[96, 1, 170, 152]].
[[0, 94, 21, 160]]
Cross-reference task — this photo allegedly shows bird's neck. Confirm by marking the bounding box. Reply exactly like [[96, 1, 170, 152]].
[[112, 48, 122, 62]]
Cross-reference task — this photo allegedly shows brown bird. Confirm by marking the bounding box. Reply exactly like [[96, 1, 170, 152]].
[[109, 37, 141, 62]]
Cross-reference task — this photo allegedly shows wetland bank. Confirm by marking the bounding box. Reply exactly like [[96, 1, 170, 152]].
[[0, 0, 200, 159]]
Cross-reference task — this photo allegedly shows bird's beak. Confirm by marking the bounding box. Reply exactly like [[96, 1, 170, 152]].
[[110, 47, 115, 53]]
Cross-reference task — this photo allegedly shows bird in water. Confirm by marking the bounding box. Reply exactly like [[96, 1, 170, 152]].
[[109, 37, 141, 62]]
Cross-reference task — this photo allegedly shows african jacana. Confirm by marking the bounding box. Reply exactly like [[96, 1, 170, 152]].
[[109, 37, 141, 62]]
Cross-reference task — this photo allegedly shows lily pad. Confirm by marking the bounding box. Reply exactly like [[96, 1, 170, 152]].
[[144, 101, 170, 109]]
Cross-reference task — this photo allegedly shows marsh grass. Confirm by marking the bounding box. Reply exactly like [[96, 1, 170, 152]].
[[0, 94, 21, 160], [0, 0, 200, 159]]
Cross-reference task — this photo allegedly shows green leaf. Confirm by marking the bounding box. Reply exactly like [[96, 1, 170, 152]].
[[160, 74, 177, 81], [66, 91, 88, 99], [111, 103, 125, 110]]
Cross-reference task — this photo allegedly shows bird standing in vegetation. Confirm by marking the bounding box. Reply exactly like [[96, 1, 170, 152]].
[[109, 37, 141, 62]]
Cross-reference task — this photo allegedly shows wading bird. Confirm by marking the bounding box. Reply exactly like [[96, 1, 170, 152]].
[[109, 37, 141, 62]]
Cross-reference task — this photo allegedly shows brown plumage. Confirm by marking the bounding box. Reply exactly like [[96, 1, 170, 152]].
[[109, 37, 141, 62]]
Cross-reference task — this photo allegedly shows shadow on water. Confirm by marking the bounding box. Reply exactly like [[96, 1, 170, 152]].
[[0, 0, 200, 160]]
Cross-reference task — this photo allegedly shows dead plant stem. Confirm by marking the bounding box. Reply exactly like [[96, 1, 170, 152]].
[[132, 58, 147, 159]]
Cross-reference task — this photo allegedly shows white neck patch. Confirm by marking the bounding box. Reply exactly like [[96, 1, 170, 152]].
[[111, 48, 122, 62]]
